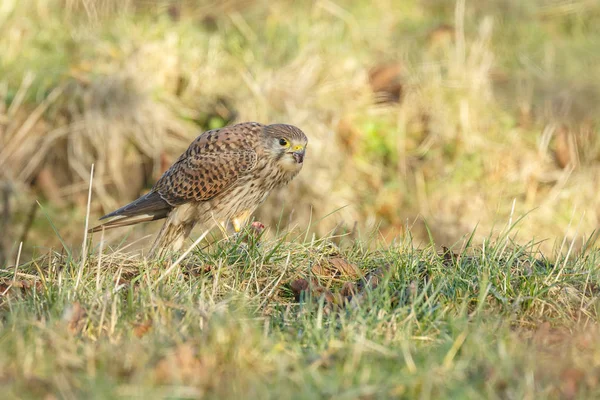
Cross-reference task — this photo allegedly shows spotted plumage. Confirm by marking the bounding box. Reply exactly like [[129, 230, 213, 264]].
[[90, 122, 308, 258]]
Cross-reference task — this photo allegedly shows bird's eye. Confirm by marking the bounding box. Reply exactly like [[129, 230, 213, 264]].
[[279, 138, 289, 147]]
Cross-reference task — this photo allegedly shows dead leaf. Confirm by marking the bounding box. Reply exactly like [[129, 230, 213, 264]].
[[133, 320, 152, 338], [357, 265, 390, 291], [427, 24, 454, 48], [0, 282, 9, 295], [0, 279, 43, 297], [36, 167, 66, 207], [554, 125, 578, 169], [337, 117, 361, 154], [113, 274, 131, 287], [290, 278, 310, 301], [440, 246, 459, 267], [561, 367, 584, 400], [292, 263, 398, 311], [154, 343, 206, 384], [311, 256, 361, 279], [63, 302, 87, 335], [19, 376, 53, 399], [310, 285, 336, 304], [290, 278, 338, 311], [167, 4, 181, 21], [340, 282, 357, 298], [368, 63, 404, 103]]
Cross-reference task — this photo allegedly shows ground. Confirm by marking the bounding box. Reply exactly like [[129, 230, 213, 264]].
[[1, 1, 600, 398], [2, 225, 600, 398]]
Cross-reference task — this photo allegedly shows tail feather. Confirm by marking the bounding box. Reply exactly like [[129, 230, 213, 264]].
[[100, 191, 172, 220], [89, 213, 167, 233], [89, 191, 172, 233], [89, 191, 198, 259]]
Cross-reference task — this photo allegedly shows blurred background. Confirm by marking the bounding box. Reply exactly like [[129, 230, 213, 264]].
[[1, 0, 599, 264]]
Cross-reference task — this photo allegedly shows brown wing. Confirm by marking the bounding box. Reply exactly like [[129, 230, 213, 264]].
[[152, 123, 262, 205]]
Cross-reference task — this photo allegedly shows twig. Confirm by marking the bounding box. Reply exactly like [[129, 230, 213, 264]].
[[1, 241, 22, 297], [18, 201, 38, 247], [75, 164, 94, 292], [12, 242, 22, 282], [0, 182, 11, 266], [96, 227, 106, 293]]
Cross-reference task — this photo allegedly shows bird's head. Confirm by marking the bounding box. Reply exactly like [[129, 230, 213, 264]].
[[263, 124, 308, 172]]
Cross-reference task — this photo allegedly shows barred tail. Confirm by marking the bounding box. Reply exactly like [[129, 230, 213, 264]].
[[147, 216, 196, 259]]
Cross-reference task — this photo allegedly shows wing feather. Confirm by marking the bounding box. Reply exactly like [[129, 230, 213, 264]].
[[89, 122, 263, 234], [152, 123, 261, 205]]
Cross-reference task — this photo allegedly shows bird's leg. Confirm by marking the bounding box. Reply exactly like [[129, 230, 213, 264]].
[[220, 212, 253, 248], [222, 218, 243, 243], [231, 217, 244, 234], [148, 219, 196, 260], [216, 220, 241, 248], [232, 210, 252, 234]]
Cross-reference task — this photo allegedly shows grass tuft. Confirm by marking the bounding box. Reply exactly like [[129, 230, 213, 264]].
[[2, 223, 600, 398]]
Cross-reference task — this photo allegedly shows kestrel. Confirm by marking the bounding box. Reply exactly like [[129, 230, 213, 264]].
[[90, 122, 308, 258]]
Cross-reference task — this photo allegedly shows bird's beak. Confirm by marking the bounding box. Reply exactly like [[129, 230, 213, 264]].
[[292, 148, 305, 164]]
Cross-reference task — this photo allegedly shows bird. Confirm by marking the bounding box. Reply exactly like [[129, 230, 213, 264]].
[[90, 122, 308, 258]]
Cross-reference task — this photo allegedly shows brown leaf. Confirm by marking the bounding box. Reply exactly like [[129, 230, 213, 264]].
[[561, 368, 584, 400], [182, 261, 214, 277], [427, 24, 454, 48], [310, 285, 336, 304], [63, 302, 87, 335], [554, 125, 578, 169], [19, 376, 53, 399], [311, 256, 361, 279], [0, 282, 9, 295], [357, 264, 391, 292], [340, 282, 357, 298], [9, 279, 28, 289], [36, 167, 66, 207], [133, 320, 153, 338], [440, 246, 459, 267], [167, 4, 181, 21], [0, 279, 43, 297], [290, 278, 310, 301], [337, 117, 361, 154], [330, 257, 361, 277], [368, 63, 404, 103], [154, 343, 205, 385], [113, 274, 131, 287], [290, 278, 338, 310]]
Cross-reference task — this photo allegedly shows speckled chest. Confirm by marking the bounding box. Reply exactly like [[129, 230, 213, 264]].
[[210, 157, 298, 218]]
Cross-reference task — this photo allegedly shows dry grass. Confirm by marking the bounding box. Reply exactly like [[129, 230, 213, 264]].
[[0, 1, 599, 259], [4, 2, 600, 397], [2, 221, 600, 398]]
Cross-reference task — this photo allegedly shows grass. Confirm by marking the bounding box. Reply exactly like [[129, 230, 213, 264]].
[[2, 1, 600, 397], [2, 220, 600, 399], [1, 0, 600, 259]]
